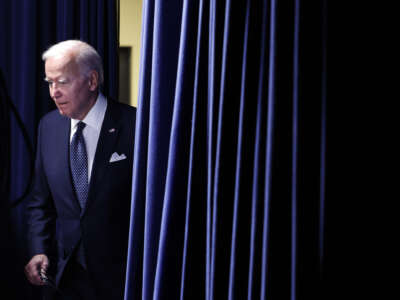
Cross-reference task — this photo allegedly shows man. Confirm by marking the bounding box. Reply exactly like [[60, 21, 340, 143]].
[[24, 40, 136, 299]]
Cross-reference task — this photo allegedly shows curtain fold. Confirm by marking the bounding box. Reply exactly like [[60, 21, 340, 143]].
[[0, 1, 118, 298], [125, 0, 327, 299]]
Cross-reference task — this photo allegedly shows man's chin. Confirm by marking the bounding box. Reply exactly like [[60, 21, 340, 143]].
[[57, 107, 70, 118]]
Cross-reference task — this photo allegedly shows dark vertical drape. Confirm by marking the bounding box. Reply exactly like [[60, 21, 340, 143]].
[[0, 1, 118, 298], [125, 0, 327, 299]]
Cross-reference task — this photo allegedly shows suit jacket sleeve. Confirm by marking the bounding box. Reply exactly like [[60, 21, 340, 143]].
[[26, 119, 56, 258]]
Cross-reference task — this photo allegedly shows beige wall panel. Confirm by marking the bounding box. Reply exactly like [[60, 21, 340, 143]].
[[120, 0, 143, 107]]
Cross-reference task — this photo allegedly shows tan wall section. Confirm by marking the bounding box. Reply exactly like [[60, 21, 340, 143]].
[[120, 0, 143, 107]]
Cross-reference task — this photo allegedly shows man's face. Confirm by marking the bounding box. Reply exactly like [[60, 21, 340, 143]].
[[45, 52, 96, 120]]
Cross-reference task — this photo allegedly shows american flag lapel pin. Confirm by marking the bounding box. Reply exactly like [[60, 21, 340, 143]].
[[109, 128, 116, 133]]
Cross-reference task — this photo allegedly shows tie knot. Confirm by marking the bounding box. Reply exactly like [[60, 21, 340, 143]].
[[77, 122, 86, 133]]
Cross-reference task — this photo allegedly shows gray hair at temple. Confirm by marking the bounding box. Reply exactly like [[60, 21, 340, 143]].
[[42, 40, 104, 86]]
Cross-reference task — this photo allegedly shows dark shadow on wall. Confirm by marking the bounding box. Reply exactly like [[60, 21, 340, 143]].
[[0, 68, 12, 295], [0, 69, 40, 300]]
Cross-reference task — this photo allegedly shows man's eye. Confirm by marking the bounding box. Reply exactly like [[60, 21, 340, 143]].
[[44, 79, 69, 87]]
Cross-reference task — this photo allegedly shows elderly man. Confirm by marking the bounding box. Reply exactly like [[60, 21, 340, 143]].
[[24, 40, 136, 300]]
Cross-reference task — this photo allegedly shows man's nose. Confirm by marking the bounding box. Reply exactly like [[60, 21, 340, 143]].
[[50, 86, 61, 99]]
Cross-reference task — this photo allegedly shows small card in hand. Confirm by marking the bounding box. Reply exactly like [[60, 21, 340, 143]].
[[39, 269, 57, 288]]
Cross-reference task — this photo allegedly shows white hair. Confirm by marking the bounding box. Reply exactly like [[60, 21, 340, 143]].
[[42, 40, 104, 85]]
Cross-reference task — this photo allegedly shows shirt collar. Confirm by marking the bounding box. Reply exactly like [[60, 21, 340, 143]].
[[71, 93, 107, 132]]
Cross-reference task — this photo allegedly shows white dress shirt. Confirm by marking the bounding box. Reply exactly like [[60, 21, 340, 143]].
[[70, 93, 107, 183]]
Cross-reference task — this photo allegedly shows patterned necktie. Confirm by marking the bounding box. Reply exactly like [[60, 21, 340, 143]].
[[70, 121, 88, 211]]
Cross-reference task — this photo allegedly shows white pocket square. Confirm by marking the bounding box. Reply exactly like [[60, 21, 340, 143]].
[[109, 152, 127, 163]]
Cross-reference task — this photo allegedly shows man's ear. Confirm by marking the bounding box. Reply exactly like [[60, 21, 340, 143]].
[[88, 70, 99, 91]]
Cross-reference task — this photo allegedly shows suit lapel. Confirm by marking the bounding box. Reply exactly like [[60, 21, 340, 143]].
[[84, 101, 120, 215]]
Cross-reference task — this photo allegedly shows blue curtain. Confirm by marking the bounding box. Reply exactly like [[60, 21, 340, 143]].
[[125, 0, 327, 299], [0, 1, 118, 298]]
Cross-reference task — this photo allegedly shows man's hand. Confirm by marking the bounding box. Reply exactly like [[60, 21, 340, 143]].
[[24, 254, 49, 285]]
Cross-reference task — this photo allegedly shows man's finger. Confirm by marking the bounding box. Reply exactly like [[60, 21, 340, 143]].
[[26, 267, 41, 285], [41, 258, 49, 272]]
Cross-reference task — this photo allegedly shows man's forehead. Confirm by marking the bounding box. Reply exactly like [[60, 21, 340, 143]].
[[46, 53, 71, 66], [45, 53, 78, 75]]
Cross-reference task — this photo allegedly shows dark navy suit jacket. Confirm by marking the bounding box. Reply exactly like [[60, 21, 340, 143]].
[[27, 99, 136, 299]]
